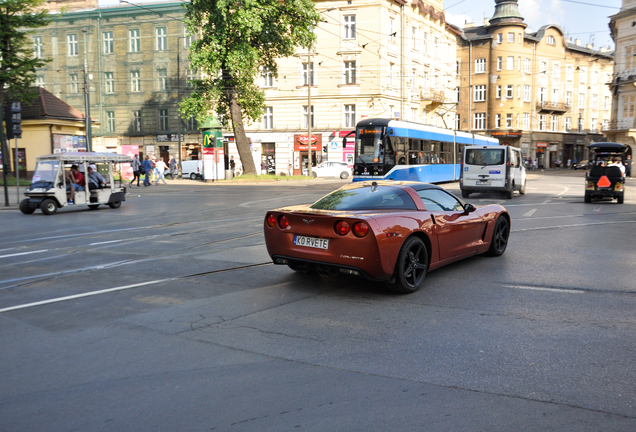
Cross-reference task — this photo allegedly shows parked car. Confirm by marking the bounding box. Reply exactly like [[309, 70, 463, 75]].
[[573, 160, 590, 170], [181, 160, 203, 180], [311, 161, 352, 179], [264, 181, 510, 293]]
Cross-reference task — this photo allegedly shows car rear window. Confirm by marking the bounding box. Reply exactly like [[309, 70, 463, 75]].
[[466, 148, 505, 166], [311, 186, 417, 211]]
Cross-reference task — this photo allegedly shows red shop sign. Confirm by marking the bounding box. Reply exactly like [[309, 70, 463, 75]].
[[298, 134, 318, 144]]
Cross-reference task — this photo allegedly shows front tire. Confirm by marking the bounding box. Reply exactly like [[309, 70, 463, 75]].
[[40, 199, 57, 215], [340, 171, 349, 179], [88, 204, 99, 210], [487, 216, 509, 257], [312, 172, 317, 178], [20, 199, 35, 214], [519, 180, 526, 195], [386, 236, 428, 294]]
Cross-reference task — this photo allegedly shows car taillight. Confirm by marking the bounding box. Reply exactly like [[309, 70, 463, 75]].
[[352, 222, 369, 237], [266, 214, 277, 228], [279, 215, 289, 229], [335, 221, 350, 236]]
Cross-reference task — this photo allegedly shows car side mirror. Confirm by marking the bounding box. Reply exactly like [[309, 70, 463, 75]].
[[464, 203, 476, 213]]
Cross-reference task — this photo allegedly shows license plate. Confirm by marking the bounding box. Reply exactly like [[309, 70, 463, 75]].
[[477, 180, 490, 185], [294, 235, 329, 250]]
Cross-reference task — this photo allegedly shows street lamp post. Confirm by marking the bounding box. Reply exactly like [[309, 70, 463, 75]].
[[307, 50, 312, 177]]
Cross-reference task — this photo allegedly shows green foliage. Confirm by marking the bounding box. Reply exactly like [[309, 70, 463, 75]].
[[182, 0, 321, 125], [0, 0, 53, 105]]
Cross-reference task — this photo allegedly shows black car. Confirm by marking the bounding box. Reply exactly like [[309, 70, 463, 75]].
[[585, 143, 627, 204]]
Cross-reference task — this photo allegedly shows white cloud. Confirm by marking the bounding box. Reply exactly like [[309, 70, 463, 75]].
[[446, 13, 473, 29]]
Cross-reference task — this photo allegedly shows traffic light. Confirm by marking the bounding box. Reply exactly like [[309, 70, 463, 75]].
[[323, 144, 327, 153], [4, 102, 22, 140]]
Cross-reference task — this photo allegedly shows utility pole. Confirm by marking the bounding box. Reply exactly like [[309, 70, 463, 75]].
[[177, 39, 183, 178], [1, 105, 8, 206], [83, 29, 92, 151], [307, 51, 312, 177]]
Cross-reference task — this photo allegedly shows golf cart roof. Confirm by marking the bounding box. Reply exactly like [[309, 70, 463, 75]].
[[588, 142, 628, 153], [36, 152, 132, 162]]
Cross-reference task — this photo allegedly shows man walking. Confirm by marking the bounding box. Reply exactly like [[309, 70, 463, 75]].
[[169, 155, 177, 180], [141, 155, 153, 187], [625, 154, 632, 178], [230, 156, 235, 178], [155, 157, 168, 185], [130, 154, 141, 188]]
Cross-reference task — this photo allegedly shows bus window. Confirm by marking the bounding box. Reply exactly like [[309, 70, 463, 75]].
[[356, 127, 384, 164], [440, 142, 452, 164]]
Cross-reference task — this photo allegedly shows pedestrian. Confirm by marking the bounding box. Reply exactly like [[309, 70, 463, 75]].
[[572, 158, 577, 169], [288, 162, 292, 176], [169, 155, 177, 180], [141, 155, 153, 187], [229, 156, 235, 178], [130, 154, 141, 188], [155, 157, 167, 185], [625, 154, 632, 178], [151, 157, 157, 183], [567, 158, 571, 169], [261, 160, 267, 174]]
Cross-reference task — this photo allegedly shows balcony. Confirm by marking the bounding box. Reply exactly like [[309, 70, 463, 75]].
[[420, 89, 446, 111], [602, 119, 635, 131], [536, 101, 571, 114]]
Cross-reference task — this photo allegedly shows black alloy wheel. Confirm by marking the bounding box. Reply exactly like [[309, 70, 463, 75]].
[[386, 236, 428, 294], [487, 215, 510, 257]]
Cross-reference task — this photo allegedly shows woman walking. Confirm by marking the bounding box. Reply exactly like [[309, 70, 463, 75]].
[[155, 157, 168, 185]]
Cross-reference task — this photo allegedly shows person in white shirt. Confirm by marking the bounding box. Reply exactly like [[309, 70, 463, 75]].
[[155, 158, 168, 185], [608, 157, 626, 176]]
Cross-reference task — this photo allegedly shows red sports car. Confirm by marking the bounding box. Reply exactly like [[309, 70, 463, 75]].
[[264, 181, 510, 293]]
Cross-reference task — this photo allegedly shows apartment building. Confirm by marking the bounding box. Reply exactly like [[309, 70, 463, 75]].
[[35, 1, 199, 163], [245, 0, 460, 175], [456, 0, 613, 168], [606, 0, 636, 157]]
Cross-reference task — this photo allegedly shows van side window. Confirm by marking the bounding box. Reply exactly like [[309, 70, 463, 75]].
[[509, 148, 517, 167]]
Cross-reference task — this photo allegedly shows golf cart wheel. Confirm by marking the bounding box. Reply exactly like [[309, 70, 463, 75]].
[[88, 204, 100, 210], [20, 199, 35, 214], [40, 199, 57, 215], [617, 195, 624, 204], [584, 194, 592, 203], [190, 173, 197, 180], [108, 201, 122, 209], [340, 171, 349, 179]]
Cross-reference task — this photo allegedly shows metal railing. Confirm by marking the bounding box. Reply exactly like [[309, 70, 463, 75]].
[[420, 90, 446, 102], [536, 101, 571, 112]]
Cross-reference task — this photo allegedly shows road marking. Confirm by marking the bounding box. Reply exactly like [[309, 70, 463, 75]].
[[89, 240, 123, 246], [542, 199, 552, 204], [504, 284, 585, 294], [0, 250, 48, 260], [239, 194, 315, 208], [0, 278, 175, 313], [594, 205, 602, 212], [522, 209, 537, 218], [512, 220, 636, 232], [555, 186, 569, 196]]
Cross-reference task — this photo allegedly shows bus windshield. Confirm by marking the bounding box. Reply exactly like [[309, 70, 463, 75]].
[[356, 127, 384, 164]]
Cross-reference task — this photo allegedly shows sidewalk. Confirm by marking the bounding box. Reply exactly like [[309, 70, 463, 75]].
[[0, 185, 25, 210]]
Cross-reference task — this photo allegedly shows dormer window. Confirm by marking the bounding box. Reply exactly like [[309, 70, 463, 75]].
[[547, 36, 556, 46]]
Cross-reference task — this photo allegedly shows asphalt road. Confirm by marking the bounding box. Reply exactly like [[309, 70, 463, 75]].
[[1, 172, 635, 431]]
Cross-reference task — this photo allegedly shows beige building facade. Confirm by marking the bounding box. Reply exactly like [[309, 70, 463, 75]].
[[606, 0, 636, 156], [457, 0, 613, 168]]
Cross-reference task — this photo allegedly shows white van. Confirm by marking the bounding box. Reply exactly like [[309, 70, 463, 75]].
[[460, 145, 526, 199], [181, 160, 203, 180]]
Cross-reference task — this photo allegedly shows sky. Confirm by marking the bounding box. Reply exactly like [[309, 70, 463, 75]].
[[98, 0, 623, 50], [445, 0, 622, 50]]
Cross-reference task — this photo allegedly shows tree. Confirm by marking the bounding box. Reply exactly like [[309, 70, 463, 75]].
[[182, 0, 320, 175]]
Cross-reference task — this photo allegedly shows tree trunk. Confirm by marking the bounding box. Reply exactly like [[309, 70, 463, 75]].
[[227, 90, 257, 175]]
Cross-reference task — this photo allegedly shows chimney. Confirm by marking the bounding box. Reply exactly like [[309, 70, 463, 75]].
[[575, 39, 581, 46], [464, 22, 475, 29], [566, 38, 572, 43], [586, 43, 594, 49], [484, 18, 490, 26], [599, 46, 608, 52]]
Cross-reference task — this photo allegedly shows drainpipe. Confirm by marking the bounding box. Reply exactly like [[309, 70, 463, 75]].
[[468, 40, 473, 134], [530, 41, 536, 162], [400, 3, 404, 119], [97, 12, 103, 145]]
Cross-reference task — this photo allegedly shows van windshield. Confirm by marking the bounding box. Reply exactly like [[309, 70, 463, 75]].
[[465, 148, 505, 166]]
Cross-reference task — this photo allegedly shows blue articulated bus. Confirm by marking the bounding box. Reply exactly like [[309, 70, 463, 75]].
[[347, 118, 499, 183]]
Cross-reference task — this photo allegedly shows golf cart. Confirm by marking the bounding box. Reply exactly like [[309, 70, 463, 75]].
[[584, 143, 628, 204], [20, 152, 131, 215]]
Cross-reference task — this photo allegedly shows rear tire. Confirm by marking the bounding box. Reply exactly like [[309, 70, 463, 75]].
[[108, 201, 121, 209], [519, 180, 526, 195], [487, 216, 509, 257], [505, 189, 514, 199], [190, 173, 196, 180], [20, 199, 35, 214], [287, 260, 310, 273], [40, 199, 57, 215], [584, 194, 592, 203], [385, 236, 428, 294], [617, 195, 624, 204], [88, 204, 100, 210], [461, 190, 470, 198]]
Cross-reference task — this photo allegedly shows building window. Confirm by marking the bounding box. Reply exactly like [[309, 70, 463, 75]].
[[522, 113, 530, 130], [434, 37, 439, 58], [302, 62, 314, 86], [602, 119, 609, 131], [539, 87, 547, 103], [186, 116, 198, 130], [506, 56, 514, 70], [67, 34, 78, 56], [495, 113, 501, 128], [553, 63, 560, 80], [497, 57, 502, 71], [578, 93, 585, 109], [411, 27, 417, 50], [158, 69, 168, 91], [129, 29, 140, 53], [506, 113, 513, 128], [455, 114, 460, 130], [344, 104, 356, 127], [103, 31, 114, 54], [343, 15, 356, 39], [592, 94, 598, 110], [496, 85, 502, 99], [389, 63, 395, 86], [302, 105, 314, 128], [590, 118, 597, 132], [578, 117, 584, 132], [517, 85, 521, 99], [156, 27, 167, 51], [389, 18, 395, 43], [474, 85, 486, 102], [592, 71, 599, 85], [566, 66, 574, 81], [547, 35, 556, 45], [508, 32, 515, 43], [69, 74, 79, 94], [523, 85, 531, 102], [524, 58, 531, 74], [565, 91, 572, 107], [184, 30, 195, 47], [604, 96, 610, 110], [422, 32, 428, 55], [473, 113, 486, 130], [538, 115, 546, 131], [579, 67, 586, 84], [505, 85, 513, 98], [36, 76, 45, 88], [552, 88, 559, 103], [540, 61, 547, 74], [262, 68, 274, 87], [496, 33, 503, 43], [551, 116, 558, 131], [159, 109, 169, 131], [105, 72, 114, 93], [344, 61, 356, 84], [262, 107, 273, 129], [131, 110, 141, 132], [623, 95, 636, 117], [106, 111, 115, 132], [33, 36, 43, 59], [625, 46, 636, 70], [475, 58, 486, 73], [565, 117, 571, 131], [186, 69, 197, 88], [131, 71, 141, 92]]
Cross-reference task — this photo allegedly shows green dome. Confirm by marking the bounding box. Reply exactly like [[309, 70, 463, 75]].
[[489, 0, 525, 26]]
